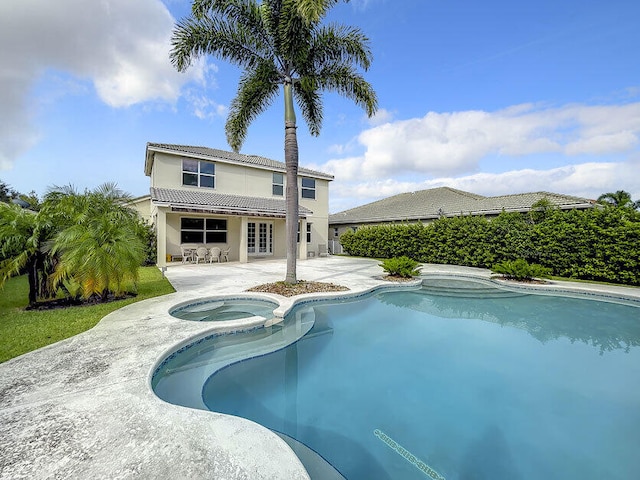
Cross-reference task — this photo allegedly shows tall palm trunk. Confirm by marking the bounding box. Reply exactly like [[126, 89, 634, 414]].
[[284, 81, 299, 284]]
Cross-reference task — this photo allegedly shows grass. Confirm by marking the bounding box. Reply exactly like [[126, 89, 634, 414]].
[[0, 267, 175, 363]]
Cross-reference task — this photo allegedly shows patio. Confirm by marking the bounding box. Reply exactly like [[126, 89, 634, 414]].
[[1, 257, 638, 479]]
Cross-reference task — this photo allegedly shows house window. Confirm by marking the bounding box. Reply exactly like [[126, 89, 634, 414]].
[[334, 227, 339, 237], [301, 178, 315, 199], [180, 218, 227, 243], [272, 173, 284, 196], [297, 222, 312, 243], [182, 159, 215, 188], [248, 222, 255, 253]]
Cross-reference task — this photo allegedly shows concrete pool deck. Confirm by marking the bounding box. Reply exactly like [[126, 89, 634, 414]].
[[1, 256, 639, 479]]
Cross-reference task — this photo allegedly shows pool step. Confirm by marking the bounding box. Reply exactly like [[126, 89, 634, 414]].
[[421, 279, 524, 298]]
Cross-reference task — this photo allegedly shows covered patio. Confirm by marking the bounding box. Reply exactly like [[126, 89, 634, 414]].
[[151, 187, 313, 266]]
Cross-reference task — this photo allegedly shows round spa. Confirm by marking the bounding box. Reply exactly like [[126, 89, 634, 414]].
[[170, 297, 278, 323]]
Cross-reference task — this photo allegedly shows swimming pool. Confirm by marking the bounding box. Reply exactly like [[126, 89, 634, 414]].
[[153, 279, 640, 479]]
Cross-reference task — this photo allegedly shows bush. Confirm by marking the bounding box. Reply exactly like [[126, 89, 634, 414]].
[[492, 259, 552, 281], [339, 207, 640, 285], [380, 256, 422, 278]]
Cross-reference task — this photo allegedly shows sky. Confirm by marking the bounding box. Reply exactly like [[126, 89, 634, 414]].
[[1, 0, 639, 213]]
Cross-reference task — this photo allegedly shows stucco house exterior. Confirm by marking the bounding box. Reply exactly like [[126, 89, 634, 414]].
[[328, 186, 596, 253], [133, 143, 333, 266]]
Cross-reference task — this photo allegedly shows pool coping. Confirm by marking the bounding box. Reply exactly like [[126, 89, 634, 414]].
[[1, 257, 639, 479]]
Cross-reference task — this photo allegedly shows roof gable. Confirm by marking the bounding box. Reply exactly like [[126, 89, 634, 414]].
[[145, 143, 333, 180]]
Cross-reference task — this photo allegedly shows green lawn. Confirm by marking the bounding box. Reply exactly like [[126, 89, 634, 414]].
[[0, 267, 175, 363]]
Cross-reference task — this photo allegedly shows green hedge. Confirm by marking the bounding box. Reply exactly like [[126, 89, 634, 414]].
[[339, 207, 640, 285]]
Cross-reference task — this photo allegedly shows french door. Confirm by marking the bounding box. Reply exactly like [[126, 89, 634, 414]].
[[247, 221, 273, 255]]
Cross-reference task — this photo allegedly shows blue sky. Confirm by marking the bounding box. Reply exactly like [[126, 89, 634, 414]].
[[1, 0, 639, 212]]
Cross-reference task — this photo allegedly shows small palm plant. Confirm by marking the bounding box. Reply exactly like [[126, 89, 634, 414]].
[[0, 202, 55, 306], [380, 256, 422, 278], [492, 259, 551, 281], [46, 184, 145, 301]]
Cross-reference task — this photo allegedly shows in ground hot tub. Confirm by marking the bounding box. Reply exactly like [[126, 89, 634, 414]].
[[170, 298, 278, 323]]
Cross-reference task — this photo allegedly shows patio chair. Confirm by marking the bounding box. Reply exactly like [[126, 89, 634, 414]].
[[180, 246, 195, 264], [195, 246, 209, 264], [221, 247, 230, 262], [209, 246, 222, 263]]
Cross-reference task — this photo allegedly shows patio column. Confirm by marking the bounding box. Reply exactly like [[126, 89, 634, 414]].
[[239, 216, 248, 263], [156, 207, 168, 267], [298, 217, 308, 260]]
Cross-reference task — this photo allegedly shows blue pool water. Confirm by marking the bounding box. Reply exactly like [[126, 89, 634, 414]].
[[154, 281, 640, 480]]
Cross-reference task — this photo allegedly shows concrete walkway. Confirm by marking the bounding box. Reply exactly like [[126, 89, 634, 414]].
[[1, 257, 639, 479]]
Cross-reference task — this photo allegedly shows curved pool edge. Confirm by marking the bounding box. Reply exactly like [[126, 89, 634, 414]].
[[420, 271, 640, 306], [150, 271, 640, 418], [148, 279, 425, 396]]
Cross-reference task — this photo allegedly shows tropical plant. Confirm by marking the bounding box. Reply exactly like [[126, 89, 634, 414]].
[[597, 190, 639, 210], [491, 259, 551, 281], [1, 183, 147, 306], [45, 184, 146, 301], [170, 0, 377, 283], [0, 203, 55, 306], [380, 256, 422, 278]]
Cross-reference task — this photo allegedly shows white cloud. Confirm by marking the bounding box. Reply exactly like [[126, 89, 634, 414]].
[[367, 107, 394, 126], [186, 91, 228, 120], [0, 0, 206, 169], [321, 102, 640, 181]]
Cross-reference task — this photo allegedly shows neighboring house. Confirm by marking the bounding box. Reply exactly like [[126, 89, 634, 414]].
[[137, 143, 333, 266], [328, 186, 595, 253]]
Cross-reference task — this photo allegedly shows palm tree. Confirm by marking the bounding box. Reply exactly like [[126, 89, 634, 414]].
[[171, 0, 377, 283], [0, 203, 54, 306], [597, 190, 636, 209], [46, 184, 145, 301]]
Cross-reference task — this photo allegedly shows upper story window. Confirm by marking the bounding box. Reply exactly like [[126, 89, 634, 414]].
[[272, 173, 284, 196], [301, 178, 315, 199], [183, 159, 215, 188]]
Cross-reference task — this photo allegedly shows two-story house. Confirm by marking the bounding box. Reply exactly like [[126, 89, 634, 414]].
[[135, 143, 333, 266]]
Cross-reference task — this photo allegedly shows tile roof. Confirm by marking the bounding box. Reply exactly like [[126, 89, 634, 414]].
[[145, 143, 334, 180], [150, 187, 312, 218], [329, 187, 594, 225]]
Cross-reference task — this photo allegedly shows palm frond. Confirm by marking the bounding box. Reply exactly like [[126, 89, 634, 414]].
[[315, 64, 378, 116], [308, 24, 373, 71], [296, 0, 345, 23], [172, 2, 270, 72], [294, 78, 323, 136], [225, 63, 281, 151]]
